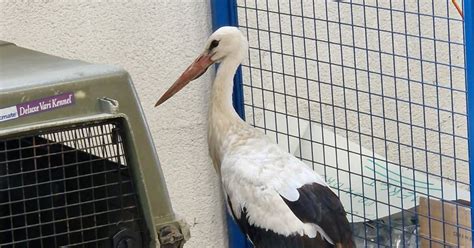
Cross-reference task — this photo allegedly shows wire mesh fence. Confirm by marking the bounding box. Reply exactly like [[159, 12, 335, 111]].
[[235, 0, 470, 246]]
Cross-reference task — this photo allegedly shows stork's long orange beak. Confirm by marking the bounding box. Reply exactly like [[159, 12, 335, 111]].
[[155, 53, 215, 107]]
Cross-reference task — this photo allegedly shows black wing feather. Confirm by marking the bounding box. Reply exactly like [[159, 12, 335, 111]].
[[228, 198, 331, 248], [282, 183, 355, 248], [226, 182, 353, 248]]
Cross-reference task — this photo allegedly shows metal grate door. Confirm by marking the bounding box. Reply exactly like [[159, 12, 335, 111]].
[[0, 119, 147, 247]]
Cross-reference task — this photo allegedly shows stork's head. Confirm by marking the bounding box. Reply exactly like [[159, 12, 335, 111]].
[[155, 26, 248, 107], [206, 26, 249, 63]]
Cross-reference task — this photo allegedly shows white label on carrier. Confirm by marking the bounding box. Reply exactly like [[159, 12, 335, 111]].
[[0, 106, 18, 122]]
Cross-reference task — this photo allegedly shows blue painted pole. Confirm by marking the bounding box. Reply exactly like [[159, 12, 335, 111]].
[[210, 1, 250, 248], [464, 0, 474, 242]]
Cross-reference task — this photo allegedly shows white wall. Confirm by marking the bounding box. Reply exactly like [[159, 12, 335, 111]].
[[0, 1, 227, 248]]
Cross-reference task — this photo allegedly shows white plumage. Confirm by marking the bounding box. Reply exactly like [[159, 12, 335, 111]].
[[156, 26, 354, 248], [220, 132, 333, 242]]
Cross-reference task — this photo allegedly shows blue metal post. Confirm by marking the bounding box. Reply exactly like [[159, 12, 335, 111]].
[[465, 0, 474, 241], [210, 1, 250, 248]]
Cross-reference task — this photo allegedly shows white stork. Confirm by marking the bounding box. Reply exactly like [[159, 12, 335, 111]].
[[155, 26, 354, 248]]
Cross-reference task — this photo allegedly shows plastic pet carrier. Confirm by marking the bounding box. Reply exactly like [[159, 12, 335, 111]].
[[0, 41, 189, 248]]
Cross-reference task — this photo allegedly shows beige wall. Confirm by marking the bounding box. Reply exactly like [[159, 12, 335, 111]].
[[0, 1, 226, 248]]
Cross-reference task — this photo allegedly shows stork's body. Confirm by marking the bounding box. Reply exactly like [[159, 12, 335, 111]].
[[156, 26, 354, 248]]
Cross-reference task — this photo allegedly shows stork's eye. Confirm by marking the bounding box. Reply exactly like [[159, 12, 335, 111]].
[[209, 40, 220, 50]]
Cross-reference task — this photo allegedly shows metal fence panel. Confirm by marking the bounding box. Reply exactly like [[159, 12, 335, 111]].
[[213, 0, 473, 247]]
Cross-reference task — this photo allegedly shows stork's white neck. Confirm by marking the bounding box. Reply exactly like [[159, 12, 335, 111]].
[[208, 56, 247, 168], [211, 58, 240, 117]]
